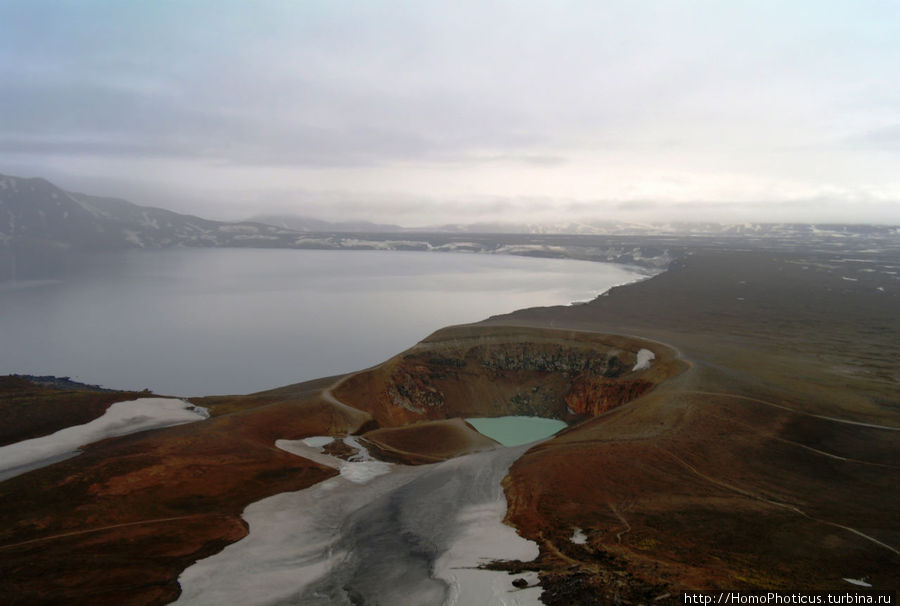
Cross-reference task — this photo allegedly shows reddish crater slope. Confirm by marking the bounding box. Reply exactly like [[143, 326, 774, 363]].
[[333, 326, 681, 426], [489, 251, 900, 602], [0, 378, 364, 604], [1, 250, 897, 604], [0, 329, 676, 604]]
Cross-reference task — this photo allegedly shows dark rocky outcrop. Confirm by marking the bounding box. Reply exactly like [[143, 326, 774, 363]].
[[332, 326, 680, 428]]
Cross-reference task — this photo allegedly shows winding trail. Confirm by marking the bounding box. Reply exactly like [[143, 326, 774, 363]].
[[719, 411, 900, 470], [661, 449, 900, 557], [320, 373, 358, 411], [684, 390, 900, 431], [609, 503, 631, 544], [0, 514, 215, 551]]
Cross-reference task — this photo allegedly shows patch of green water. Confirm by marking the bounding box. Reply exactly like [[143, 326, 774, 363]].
[[466, 416, 567, 446]]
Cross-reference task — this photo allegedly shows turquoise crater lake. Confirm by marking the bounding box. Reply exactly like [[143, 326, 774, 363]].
[[466, 416, 568, 446]]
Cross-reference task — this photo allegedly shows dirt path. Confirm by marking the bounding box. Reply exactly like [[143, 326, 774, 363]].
[[0, 514, 217, 551], [609, 503, 632, 544], [684, 390, 900, 431], [321, 373, 353, 408], [661, 449, 900, 557]]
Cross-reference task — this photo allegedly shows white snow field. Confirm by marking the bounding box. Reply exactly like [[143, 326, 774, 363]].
[[0, 398, 209, 482], [175, 443, 545, 605]]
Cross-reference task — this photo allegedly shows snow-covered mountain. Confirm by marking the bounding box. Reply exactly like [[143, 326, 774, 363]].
[[245, 213, 405, 234], [0, 173, 303, 250], [248, 213, 900, 240], [2, 172, 897, 272]]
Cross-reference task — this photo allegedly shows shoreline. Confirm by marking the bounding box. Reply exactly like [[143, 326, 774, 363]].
[[0, 248, 652, 397], [1, 247, 898, 603]]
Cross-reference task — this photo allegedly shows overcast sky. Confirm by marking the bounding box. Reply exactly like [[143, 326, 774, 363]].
[[1, 1, 898, 225]]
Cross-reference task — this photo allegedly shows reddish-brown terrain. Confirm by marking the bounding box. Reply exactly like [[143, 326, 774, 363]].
[[489, 251, 900, 602], [1, 249, 898, 604], [332, 326, 679, 426]]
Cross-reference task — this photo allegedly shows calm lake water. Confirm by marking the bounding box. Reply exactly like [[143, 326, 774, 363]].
[[466, 416, 568, 446], [0, 249, 647, 396]]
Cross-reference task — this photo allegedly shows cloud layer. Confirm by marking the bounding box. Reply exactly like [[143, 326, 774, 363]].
[[1, 1, 898, 223]]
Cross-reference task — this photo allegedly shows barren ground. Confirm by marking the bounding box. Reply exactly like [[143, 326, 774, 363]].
[[1, 249, 897, 604]]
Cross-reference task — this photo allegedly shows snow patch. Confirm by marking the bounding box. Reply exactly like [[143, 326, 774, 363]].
[[0, 398, 208, 482], [633, 348, 655, 371], [70, 194, 105, 218], [337, 238, 431, 250], [434, 242, 482, 251], [339, 460, 393, 483], [570, 527, 588, 544], [843, 578, 872, 587], [233, 234, 280, 240], [123, 229, 144, 247], [277, 435, 392, 484], [301, 436, 335, 449], [294, 236, 335, 246], [340, 435, 392, 482], [179, 442, 539, 605], [140, 211, 159, 229], [435, 500, 543, 606], [217, 224, 259, 233], [495, 244, 567, 256]]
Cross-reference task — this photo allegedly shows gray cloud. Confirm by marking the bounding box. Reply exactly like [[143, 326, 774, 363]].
[[1, 1, 899, 224]]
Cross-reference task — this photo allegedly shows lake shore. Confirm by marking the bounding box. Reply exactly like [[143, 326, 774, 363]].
[[0, 248, 651, 396], [1, 247, 898, 603]]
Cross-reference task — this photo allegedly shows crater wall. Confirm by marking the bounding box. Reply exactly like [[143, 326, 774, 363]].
[[333, 325, 682, 428]]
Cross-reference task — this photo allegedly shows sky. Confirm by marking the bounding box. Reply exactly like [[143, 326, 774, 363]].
[[1, 1, 899, 225]]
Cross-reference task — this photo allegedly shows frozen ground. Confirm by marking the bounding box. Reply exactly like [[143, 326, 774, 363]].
[[0, 398, 208, 482], [174, 442, 543, 605], [434, 499, 543, 606]]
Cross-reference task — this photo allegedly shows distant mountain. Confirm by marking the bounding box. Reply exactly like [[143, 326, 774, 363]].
[[428, 219, 900, 237], [0, 173, 304, 251], [245, 213, 405, 233], [2, 172, 897, 276], [246, 213, 900, 239]]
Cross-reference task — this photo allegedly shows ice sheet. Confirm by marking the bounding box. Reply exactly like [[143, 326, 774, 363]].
[[176, 443, 544, 605], [0, 398, 208, 482]]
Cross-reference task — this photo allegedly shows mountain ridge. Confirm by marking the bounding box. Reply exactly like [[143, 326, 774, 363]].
[[2, 172, 898, 278], [0, 173, 302, 251], [249, 212, 900, 237], [3, 173, 898, 247]]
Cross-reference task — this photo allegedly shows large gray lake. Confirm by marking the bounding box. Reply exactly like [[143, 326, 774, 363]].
[[0, 249, 647, 396]]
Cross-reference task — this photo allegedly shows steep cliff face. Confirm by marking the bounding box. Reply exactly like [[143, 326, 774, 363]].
[[472, 341, 627, 375], [386, 366, 446, 414], [332, 326, 679, 427], [565, 375, 655, 416]]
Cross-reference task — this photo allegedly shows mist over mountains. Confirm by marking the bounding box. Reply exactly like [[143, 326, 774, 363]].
[[2, 172, 898, 262], [0, 174, 302, 252], [247, 211, 900, 238]]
